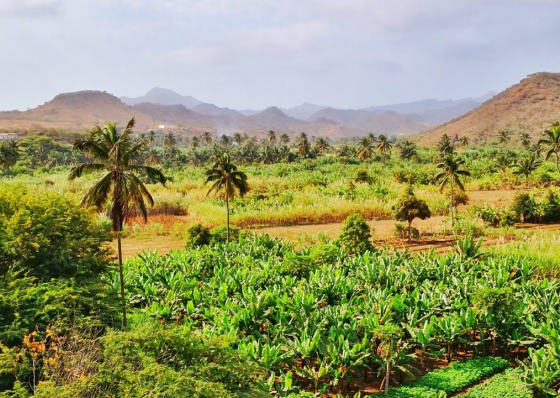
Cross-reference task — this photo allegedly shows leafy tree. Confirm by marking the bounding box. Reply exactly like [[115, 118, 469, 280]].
[[69, 118, 166, 326], [437, 134, 455, 156], [144, 147, 162, 165], [314, 137, 329, 154], [0, 139, 19, 171], [297, 133, 311, 159], [538, 121, 560, 180], [147, 130, 156, 145], [398, 140, 418, 161], [494, 152, 513, 173], [377, 134, 393, 160], [338, 214, 373, 255], [514, 153, 542, 188], [497, 129, 511, 145], [185, 223, 211, 247], [163, 132, 176, 149], [189, 136, 200, 148], [356, 137, 374, 161], [205, 154, 249, 243], [435, 154, 470, 225], [392, 186, 431, 243], [219, 134, 231, 147], [367, 132, 377, 144], [201, 131, 213, 145], [520, 132, 531, 148], [459, 136, 469, 147], [233, 132, 243, 145], [279, 133, 290, 145], [267, 130, 277, 144]]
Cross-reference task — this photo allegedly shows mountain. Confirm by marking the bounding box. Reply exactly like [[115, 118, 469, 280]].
[[282, 102, 326, 120], [416, 72, 560, 144], [242, 107, 305, 130], [0, 90, 152, 129], [131, 103, 208, 126], [191, 103, 244, 118], [121, 87, 203, 109]]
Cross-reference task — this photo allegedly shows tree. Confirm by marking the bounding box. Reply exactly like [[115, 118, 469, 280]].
[[494, 152, 513, 173], [314, 137, 329, 154], [205, 154, 249, 243], [233, 132, 243, 145], [201, 131, 213, 145], [189, 136, 200, 148], [377, 134, 393, 160], [538, 121, 560, 180], [497, 129, 511, 144], [437, 134, 455, 156], [219, 134, 231, 147], [392, 186, 431, 243], [147, 130, 156, 145], [279, 133, 290, 145], [356, 137, 374, 161], [267, 130, 277, 144], [520, 132, 531, 148], [0, 140, 19, 171], [514, 153, 542, 188], [459, 136, 470, 147], [398, 140, 418, 161], [144, 148, 162, 165], [435, 154, 470, 226], [367, 132, 377, 144], [297, 133, 311, 159], [163, 132, 176, 149], [339, 214, 373, 255], [69, 118, 166, 326]]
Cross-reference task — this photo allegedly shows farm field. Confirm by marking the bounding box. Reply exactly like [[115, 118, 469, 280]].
[[2, 126, 560, 397]]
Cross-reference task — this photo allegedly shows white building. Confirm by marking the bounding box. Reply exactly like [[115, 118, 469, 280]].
[[0, 133, 19, 140]]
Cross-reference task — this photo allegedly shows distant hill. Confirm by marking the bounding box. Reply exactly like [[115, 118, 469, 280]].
[[282, 102, 326, 120], [416, 73, 560, 144], [242, 107, 305, 130], [121, 87, 203, 109]]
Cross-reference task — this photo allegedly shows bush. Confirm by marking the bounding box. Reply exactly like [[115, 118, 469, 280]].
[[355, 168, 372, 184], [463, 369, 531, 398], [473, 205, 517, 227], [510, 192, 538, 223], [394, 222, 419, 240], [278, 254, 316, 278], [338, 214, 374, 255], [210, 225, 241, 244], [185, 224, 211, 248]]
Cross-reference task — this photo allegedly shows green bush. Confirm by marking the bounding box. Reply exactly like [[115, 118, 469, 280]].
[[463, 369, 531, 398], [210, 225, 241, 244], [394, 222, 420, 240], [185, 223, 211, 247], [338, 214, 374, 255]]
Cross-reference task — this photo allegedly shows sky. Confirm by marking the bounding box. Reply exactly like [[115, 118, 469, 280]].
[[1, 0, 560, 111]]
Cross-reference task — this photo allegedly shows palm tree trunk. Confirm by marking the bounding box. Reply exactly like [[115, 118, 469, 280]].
[[226, 197, 230, 243], [385, 362, 390, 394], [556, 152, 559, 180], [450, 180, 454, 226], [408, 220, 412, 243], [116, 217, 127, 328]]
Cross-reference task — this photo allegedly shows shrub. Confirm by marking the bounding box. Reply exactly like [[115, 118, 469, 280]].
[[463, 369, 531, 398], [210, 225, 241, 244], [185, 223, 211, 248], [510, 192, 538, 222], [473, 205, 517, 227], [394, 222, 419, 240], [338, 214, 374, 255], [392, 187, 431, 242], [355, 168, 372, 184], [278, 254, 316, 278]]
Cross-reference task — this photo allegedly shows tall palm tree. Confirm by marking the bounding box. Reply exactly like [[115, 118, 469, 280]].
[[398, 140, 418, 161], [497, 129, 511, 145], [144, 147, 162, 165], [514, 153, 542, 188], [233, 132, 243, 145], [356, 137, 374, 161], [163, 132, 176, 149], [314, 137, 329, 155], [201, 131, 213, 146], [437, 134, 455, 156], [267, 130, 277, 144], [494, 152, 513, 173], [69, 118, 166, 326], [538, 122, 560, 180], [520, 132, 531, 148], [148, 130, 156, 145], [367, 132, 377, 145], [219, 134, 231, 147], [205, 154, 249, 242], [435, 154, 470, 225], [459, 136, 469, 147], [189, 136, 200, 148], [377, 134, 393, 161], [0, 139, 19, 170], [279, 133, 290, 145], [297, 133, 311, 159]]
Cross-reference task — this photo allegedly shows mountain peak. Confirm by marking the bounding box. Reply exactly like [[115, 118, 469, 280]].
[[120, 88, 202, 109]]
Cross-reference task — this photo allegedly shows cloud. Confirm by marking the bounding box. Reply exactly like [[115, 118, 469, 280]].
[[0, 0, 60, 17]]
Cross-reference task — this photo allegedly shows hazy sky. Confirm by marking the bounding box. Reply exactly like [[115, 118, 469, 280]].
[[1, 0, 560, 111]]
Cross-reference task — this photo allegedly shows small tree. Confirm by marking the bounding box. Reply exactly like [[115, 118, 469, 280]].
[[392, 186, 431, 243], [339, 214, 373, 255]]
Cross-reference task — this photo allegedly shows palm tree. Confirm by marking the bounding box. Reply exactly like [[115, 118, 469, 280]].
[[459, 136, 469, 147], [494, 152, 513, 173], [514, 153, 542, 188], [377, 134, 393, 161], [297, 133, 311, 159], [398, 140, 418, 161], [163, 132, 176, 149], [267, 130, 277, 144], [201, 131, 213, 145], [437, 134, 455, 156], [69, 118, 166, 326], [356, 137, 374, 161], [219, 134, 231, 147], [538, 122, 560, 180], [205, 154, 249, 243], [314, 137, 329, 154], [233, 132, 243, 145], [189, 136, 200, 148], [497, 129, 511, 145], [367, 132, 377, 145], [520, 132, 531, 148], [279, 133, 290, 145], [148, 130, 156, 145], [435, 154, 470, 225], [144, 148, 162, 165]]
